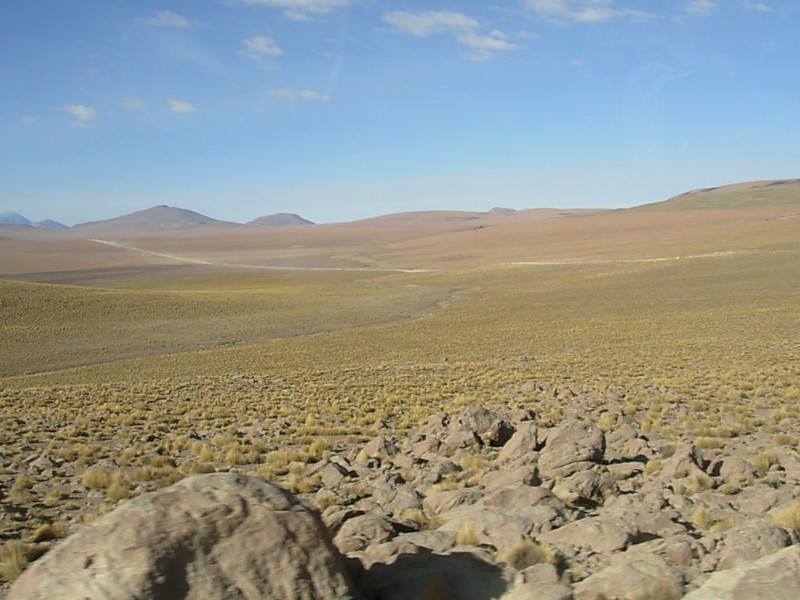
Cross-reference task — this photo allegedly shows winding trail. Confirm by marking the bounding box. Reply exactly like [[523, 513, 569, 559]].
[[89, 239, 432, 273], [90, 239, 776, 274]]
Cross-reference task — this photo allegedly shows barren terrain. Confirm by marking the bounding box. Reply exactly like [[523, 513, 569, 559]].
[[1, 180, 799, 598]]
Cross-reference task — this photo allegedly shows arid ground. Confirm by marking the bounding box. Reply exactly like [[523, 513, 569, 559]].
[[1, 180, 799, 597]]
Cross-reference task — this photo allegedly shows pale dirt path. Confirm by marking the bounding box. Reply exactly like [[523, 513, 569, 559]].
[[506, 250, 768, 266], [88, 239, 431, 273], [91, 239, 774, 274]]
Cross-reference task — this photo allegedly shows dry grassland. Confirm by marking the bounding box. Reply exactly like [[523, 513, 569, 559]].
[[1, 186, 799, 583]]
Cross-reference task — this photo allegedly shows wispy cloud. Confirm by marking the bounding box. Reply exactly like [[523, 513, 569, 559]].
[[269, 89, 330, 101], [21, 116, 36, 125], [383, 11, 520, 61], [743, 0, 772, 11], [121, 97, 146, 111], [683, 0, 718, 15], [382, 11, 478, 36], [240, 0, 350, 21], [522, 0, 649, 23], [148, 10, 191, 27], [240, 36, 283, 61], [457, 32, 521, 61], [57, 104, 97, 126], [169, 99, 197, 113]]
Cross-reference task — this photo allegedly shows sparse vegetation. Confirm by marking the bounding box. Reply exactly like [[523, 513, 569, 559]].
[[1, 195, 799, 592]]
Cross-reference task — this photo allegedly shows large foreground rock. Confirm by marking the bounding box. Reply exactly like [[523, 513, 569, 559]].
[[8, 473, 359, 600], [683, 545, 800, 600]]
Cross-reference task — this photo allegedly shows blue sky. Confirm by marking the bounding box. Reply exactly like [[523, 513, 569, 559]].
[[2, 1, 798, 225]]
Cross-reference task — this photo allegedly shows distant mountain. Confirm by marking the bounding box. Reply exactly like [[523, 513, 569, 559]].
[[632, 179, 800, 212], [73, 205, 239, 231], [488, 207, 517, 214], [33, 219, 69, 230], [247, 213, 314, 227], [0, 211, 33, 226]]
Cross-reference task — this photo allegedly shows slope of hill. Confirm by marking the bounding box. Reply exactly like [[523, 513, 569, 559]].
[[630, 179, 800, 211], [247, 213, 314, 227], [0, 211, 33, 225], [72, 205, 239, 233], [33, 219, 69, 230]]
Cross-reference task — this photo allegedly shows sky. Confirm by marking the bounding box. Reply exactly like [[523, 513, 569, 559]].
[[2, 0, 798, 225]]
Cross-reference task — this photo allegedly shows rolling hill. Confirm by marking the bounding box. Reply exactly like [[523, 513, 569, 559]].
[[247, 213, 315, 227], [72, 205, 241, 232], [629, 179, 800, 211]]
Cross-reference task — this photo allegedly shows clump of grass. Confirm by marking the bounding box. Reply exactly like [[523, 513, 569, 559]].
[[459, 453, 487, 472], [455, 521, 480, 546], [752, 452, 776, 472], [6, 487, 35, 505], [500, 540, 559, 570], [644, 459, 663, 476], [82, 465, 111, 489], [105, 472, 132, 502], [14, 474, 35, 489], [0, 541, 33, 582], [29, 522, 69, 542], [314, 489, 340, 512], [597, 412, 617, 432], [691, 506, 714, 531], [179, 460, 216, 475], [773, 502, 800, 532], [401, 508, 444, 531], [695, 437, 725, 449], [687, 472, 715, 495]]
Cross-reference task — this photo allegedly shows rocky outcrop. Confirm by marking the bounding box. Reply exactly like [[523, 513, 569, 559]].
[[10, 403, 800, 600], [683, 545, 800, 600], [7, 474, 359, 600]]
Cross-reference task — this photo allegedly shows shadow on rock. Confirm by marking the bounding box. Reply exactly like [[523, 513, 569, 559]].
[[361, 549, 508, 600]]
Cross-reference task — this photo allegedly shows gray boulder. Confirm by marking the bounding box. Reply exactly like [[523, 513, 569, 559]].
[[538, 420, 605, 479], [572, 552, 682, 600], [717, 519, 794, 570], [498, 422, 540, 465], [683, 545, 800, 600], [8, 473, 359, 600]]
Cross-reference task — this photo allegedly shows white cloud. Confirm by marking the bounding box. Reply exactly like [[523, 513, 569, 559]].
[[240, 0, 350, 20], [743, 0, 772, 11], [169, 99, 197, 113], [383, 11, 520, 60], [57, 104, 97, 126], [148, 10, 191, 27], [121, 97, 146, 111], [21, 116, 36, 124], [522, 0, 649, 23], [240, 36, 283, 61], [284, 9, 312, 21], [382, 11, 478, 37], [683, 0, 717, 15], [269, 89, 330, 101], [457, 32, 521, 61]]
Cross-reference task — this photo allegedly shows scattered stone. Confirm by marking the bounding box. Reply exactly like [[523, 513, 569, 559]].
[[498, 422, 540, 465], [538, 420, 605, 479], [716, 519, 794, 569]]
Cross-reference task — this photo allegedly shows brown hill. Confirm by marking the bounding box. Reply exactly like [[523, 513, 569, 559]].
[[247, 213, 314, 227], [630, 179, 800, 212], [72, 206, 240, 234], [2, 179, 798, 280]]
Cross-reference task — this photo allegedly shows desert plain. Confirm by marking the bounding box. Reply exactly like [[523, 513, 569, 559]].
[[1, 179, 800, 599]]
